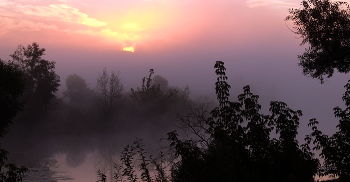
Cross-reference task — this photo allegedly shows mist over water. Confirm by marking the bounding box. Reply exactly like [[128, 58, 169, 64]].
[[2, 1, 350, 181], [2, 41, 349, 181], [2, 60, 215, 181]]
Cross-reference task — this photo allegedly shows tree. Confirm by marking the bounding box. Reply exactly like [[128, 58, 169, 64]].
[[96, 61, 319, 182], [10, 42, 60, 115], [307, 80, 350, 181], [0, 59, 28, 182], [95, 68, 124, 116], [130, 69, 191, 114], [152, 75, 169, 93], [0, 59, 25, 137], [287, 1, 350, 180], [168, 61, 319, 182], [130, 69, 162, 103], [63, 74, 94, 107], [286, 0, 350, 83]]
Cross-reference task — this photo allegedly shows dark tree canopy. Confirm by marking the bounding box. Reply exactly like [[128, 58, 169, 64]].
[[96, 62, 320, 182], [0, 59, 29, 182], [286, 0, 350, 82], [167, 61, 319, 182], [0, 59, 25, 137], [307, 80, 350, 181], [10, 42, 60, 115]]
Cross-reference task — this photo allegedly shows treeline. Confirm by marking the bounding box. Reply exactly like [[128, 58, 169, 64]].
[[2, 0, 350, 181], [94, 0, 350, 181], [95, 61, 349, 182], [0, 42, 198, 170]]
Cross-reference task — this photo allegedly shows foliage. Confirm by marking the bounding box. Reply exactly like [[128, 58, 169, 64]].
[[307, 80, 350, 181], [287, 2, 350, 180], [130, 69, 163, 103], [130, 69, 191, 118], [96, 139, 169, 182], [97, 61, 319, 182], [97, 169, 107, 182], [0, 59, 25, 137], [134, 139, 152, 182], [95, 68, 124, 116], [286, 0, 350, 82], [0, 160, 28, 182], [168, 61, 319, 182], [10, 42, 60, 116], [0, 59, 28, 181], [63, 74, 94, 107]]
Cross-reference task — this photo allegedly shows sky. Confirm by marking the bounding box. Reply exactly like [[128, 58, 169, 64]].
[[1, 0, 350, 146], [0, 0, 296, 50], [0, 0, 306, 87], [1, 0, 350, 181]]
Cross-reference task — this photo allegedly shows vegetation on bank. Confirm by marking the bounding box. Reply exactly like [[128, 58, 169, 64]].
[[2, 0, 350, 181]]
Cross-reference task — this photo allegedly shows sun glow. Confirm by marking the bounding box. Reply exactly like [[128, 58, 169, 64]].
[[123, 46, 134, 52]]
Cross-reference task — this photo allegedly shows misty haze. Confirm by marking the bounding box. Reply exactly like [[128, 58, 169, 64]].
[[2, 0, 350, 182]]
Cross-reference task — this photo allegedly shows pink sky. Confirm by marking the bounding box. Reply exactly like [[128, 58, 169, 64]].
[[1, 0, 349, 137], [0, 0, 303, 52], [2, 1, 350, 181]]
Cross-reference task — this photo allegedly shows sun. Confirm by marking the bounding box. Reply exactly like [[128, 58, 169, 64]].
[[123, 46, 135, 52]]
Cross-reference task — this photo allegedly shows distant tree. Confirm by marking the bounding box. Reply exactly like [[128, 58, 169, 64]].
[[286, 0, 350, 83], [152, 75, 169, 93], [130, 69, 162, 103], [63, 74, 94, 107], [10, 42, 60, 116], [130, 69, 191, 116], [95, 68, 124, 116]]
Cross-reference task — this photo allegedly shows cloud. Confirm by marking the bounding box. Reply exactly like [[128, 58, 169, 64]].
[[0, 0, 106, 27], [0, 16, 59, 36], [246, 0, 295, 8], [14, 4, 107, 27], [0, 0, 117, 48]]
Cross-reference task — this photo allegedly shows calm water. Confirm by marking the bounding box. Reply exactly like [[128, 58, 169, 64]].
[[22, 153, 99, 182]]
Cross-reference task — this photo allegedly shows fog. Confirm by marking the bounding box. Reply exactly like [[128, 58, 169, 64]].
[[2, 41, 349, 181], [2, 0, 350, 181]]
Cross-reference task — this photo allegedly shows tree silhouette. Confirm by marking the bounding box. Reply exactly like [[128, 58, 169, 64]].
[[96, 139, 169, 182], [307, 80, 350, 181], [130, 69, 162, 103], [0, 59, 25, 137], [168, 61, 318, 182], [10, 42, 60, 118], [286, 0, 350, 83], [0, 59, 28, 182], [129, 69, 191, 121], [95, 68, 124, 116], [287, 1, 350, 181], [97, 61, 319, 182]]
